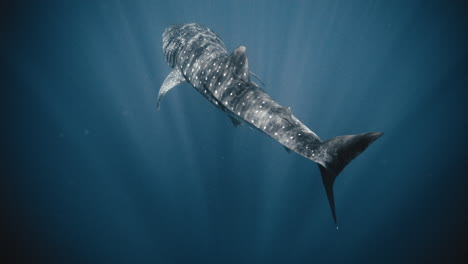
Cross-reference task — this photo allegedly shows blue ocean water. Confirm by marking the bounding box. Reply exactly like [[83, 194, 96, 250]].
[[3, 0, 467, 263]]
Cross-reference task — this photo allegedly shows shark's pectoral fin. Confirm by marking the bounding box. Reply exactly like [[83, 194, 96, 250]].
[[229, 46, 250, 83], [284, 146, 292, 153], [228, 116, 242, 127], [157, 68, 186, 110]]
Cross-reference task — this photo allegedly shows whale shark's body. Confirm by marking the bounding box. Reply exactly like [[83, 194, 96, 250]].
[[158, 23, 382, 225]]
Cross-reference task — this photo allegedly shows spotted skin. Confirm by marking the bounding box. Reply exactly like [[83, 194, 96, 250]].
[[160, 23, 383, 225], [162, 23, 323, 163]]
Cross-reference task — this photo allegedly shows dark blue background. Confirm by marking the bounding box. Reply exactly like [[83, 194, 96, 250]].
[[3, 0, 467, 263]]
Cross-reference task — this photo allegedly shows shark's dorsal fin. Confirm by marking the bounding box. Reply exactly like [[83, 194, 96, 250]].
[[229, 46, 249, 83], [228, 116, 242, 127], [157, 68, 186, 110]]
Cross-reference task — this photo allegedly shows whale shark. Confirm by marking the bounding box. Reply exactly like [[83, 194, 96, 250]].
[[158, 23, 383, 225]]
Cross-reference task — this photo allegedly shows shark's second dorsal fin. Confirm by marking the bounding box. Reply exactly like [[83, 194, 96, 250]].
[[157, 68, 186, 110], [282, 107, 295, 126], [229, 46, 249, 83]]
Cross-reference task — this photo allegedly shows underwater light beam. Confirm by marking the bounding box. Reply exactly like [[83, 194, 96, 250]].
[[157, 23, 383, 226]]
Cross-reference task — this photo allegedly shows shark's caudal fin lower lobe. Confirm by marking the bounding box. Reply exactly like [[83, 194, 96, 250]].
[[317, 132, 383, 225]]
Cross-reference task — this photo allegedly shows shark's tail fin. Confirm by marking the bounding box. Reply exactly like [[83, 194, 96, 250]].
[[317, 132, 383, 225]]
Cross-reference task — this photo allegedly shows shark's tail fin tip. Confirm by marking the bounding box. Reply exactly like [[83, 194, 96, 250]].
[[318, 131, 383, 224]]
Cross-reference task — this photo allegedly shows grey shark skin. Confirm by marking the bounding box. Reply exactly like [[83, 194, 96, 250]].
[[158, 23, 383, 225]]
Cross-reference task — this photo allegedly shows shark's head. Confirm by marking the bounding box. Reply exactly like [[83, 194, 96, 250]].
[[162, 23, 226, 68], [162, 24, 191, 68]]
